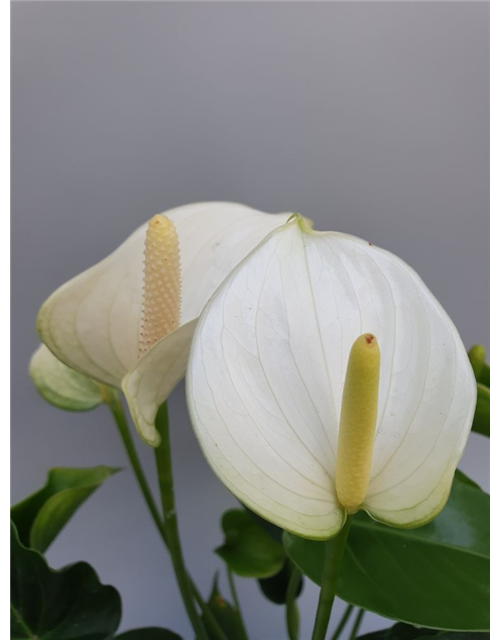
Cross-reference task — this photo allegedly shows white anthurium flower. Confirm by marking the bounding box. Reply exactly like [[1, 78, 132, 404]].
[[37, 202, 292, 444], [186, 215, 476, 540]]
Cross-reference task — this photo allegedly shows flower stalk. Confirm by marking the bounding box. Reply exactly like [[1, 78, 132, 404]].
[[227, 568, 250, 640], [330, 604, 354, 640], [285, 566, 302, 640], [311, 517, 352, 640], [107, 393, 227, 640], [154, 402, 209, 640]]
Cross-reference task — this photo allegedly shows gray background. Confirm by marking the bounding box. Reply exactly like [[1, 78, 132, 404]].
[[11, 2, 489, 638]]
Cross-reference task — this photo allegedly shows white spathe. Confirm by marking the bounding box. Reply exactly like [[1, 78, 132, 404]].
[[30, 344, 105, 412], [186, 217, 476, 539], [37, 202, 292, 444]]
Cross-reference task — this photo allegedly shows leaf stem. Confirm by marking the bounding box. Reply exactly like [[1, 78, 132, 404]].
[[108, 393, 227, 640], [154, 402, 209, 640], [348, 609, 365, 640], [311, 517, 352, 640], [227, 567, 250, 640], [285, 566, 302, 640], [330, 604, 354, 640]]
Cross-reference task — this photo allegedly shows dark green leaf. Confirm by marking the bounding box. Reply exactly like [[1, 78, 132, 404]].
[[431, 634, 489, 639], [242, 507, 304, 605], [490, 496, 500, 638], [216, 509, 285, 578], [454, 469, 482, 491], [201, 576, 246, 640], [258, 561, 303, 605], [11, 522, 121, 640], [114, 629, 182, 640], [11, 466, 120, 553], [358, 622, 489, 639], [284, 480, 489, 631]]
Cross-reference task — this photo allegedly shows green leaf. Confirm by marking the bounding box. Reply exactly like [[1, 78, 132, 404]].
[[11, 466, 120, 553], [468, 345, 487, 381], [30, 344, 107, 411], [468, 346, 490, 437], [258, 561, 303, 605], [216, 509, 286, 578], [243, 505, 284, 543], [477, 363, 500, 389], [114, 629, 182, 640], [472, 383, 490, 437], [284, 480, 489, 631], [201, 576, 246, 640], [357, 622, 489, 639], [11, 521, 121, 640]]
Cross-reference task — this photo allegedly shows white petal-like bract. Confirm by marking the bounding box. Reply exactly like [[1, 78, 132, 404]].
[[186, 218, 476, 538], [30, 344, 105, 411], [37, 202, 291, 389], [123, 320, 198, 445]]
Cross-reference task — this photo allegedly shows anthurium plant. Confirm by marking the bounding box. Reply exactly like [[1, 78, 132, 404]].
[[13, 203, 489, 640]]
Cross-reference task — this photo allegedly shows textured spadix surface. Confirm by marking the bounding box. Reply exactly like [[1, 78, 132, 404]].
[[37, 202, 291, 444], [187, 218, 476, 539]]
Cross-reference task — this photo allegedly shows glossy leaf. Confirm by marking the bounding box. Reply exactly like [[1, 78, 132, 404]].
[[11, 522, 121, 640], [216, 509, 285, 578], [30, 344, 106, 411], [358, 622, 489, 639], [202, 577, 246, 640], [114, 629, 182, 640], [284, 480, 489, 631], [258, 561, 303, 605], [11, 466, 119, 553]]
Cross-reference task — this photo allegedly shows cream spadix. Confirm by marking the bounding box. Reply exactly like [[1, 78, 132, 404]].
[[36, 202, 292, 445], [335, 334, 380, 514], [187, 216, 476, 539], [140, 214, 181, 355]]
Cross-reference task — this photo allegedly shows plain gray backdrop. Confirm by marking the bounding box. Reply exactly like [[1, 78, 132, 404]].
[[11, 2, 489, 638]]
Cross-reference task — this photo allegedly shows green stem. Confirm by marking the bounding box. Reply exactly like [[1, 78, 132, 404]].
[[348, 609, 365, 640], [227, 567, 250, 640], [311, 517, 352, 640], [192, 583, 228, 640], [330, 604, 354, 640], [285, 566, 302, 640], [154, 402, 209, 640], [108, 392, 165, 536], [108, 394, 227, 639]]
